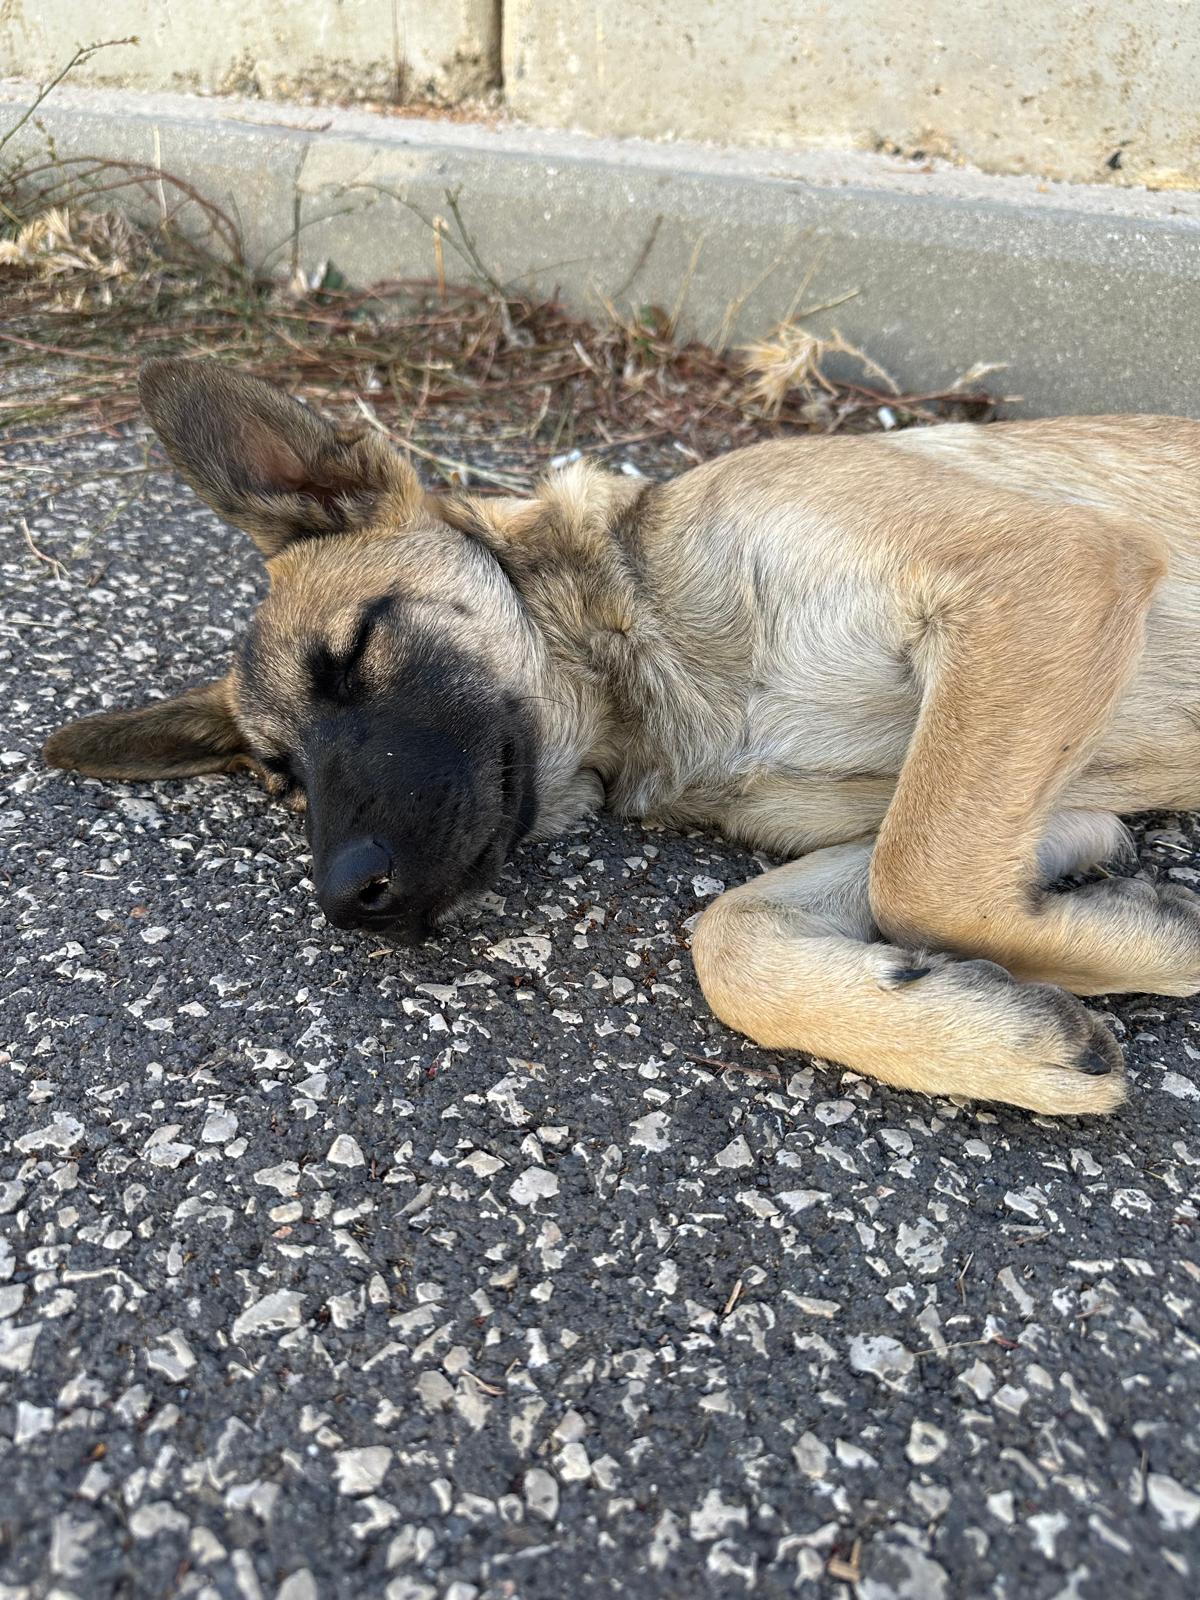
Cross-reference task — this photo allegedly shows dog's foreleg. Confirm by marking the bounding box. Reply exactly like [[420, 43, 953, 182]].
[[691, 843, 1125, 1116], [869, 518, 1200, 1000]]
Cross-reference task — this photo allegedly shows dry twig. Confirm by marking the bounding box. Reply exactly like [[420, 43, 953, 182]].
[[19, 516, 66, 580]]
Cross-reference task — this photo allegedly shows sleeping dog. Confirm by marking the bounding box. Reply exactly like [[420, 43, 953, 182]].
[[43, 359, 1200, 1114]]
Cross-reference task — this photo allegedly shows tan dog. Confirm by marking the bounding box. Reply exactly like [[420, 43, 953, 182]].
[[43, 360, 1200, 1115]]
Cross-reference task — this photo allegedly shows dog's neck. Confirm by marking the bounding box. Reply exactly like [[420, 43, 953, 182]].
[[501, 470, 739, 818]]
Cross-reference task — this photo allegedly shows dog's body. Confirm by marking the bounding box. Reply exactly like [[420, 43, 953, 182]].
[[44, 362, 1200, 1115]]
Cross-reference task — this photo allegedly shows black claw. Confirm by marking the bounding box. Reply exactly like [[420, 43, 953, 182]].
[[890, 965, 932, 985], [1078, 1048, 1113, 1076]]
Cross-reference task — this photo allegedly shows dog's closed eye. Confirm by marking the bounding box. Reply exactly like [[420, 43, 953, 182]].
[[308, 595, 395, 704]]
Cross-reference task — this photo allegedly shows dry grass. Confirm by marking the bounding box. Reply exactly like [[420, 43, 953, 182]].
[[1, 60, 1000, 487]]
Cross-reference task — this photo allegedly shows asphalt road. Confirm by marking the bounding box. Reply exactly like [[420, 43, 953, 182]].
[[2, 424, 1199, 1600]]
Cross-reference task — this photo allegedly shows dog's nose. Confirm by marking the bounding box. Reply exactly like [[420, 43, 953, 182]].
[[317, 840, 400, 929]]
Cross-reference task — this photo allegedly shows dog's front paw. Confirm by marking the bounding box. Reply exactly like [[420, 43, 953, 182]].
[[882, 955, 1128, 1116]]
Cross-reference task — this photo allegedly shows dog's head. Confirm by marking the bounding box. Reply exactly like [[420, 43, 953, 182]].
[[43, 360, 602, 941]]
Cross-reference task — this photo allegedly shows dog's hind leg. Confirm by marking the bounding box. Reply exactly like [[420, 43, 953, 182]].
[[1034, 808, 1134, 883], [691, 843, 1125, 1116]]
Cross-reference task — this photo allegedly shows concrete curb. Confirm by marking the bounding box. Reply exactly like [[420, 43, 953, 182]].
[[4, 82, 1199, 416]]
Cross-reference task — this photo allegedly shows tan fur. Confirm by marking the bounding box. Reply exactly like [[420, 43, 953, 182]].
[[42, 363, 1200, 1116]]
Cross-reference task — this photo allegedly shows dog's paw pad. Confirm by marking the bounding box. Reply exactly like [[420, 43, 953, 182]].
[[1076, 1046, 1115, 1076]]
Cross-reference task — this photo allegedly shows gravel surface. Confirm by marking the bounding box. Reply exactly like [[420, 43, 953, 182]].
[[2, 425, 1199, 1599]]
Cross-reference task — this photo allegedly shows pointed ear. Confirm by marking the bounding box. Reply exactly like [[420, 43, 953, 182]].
[[138, 358, 421, 557], [42, 678, 249, 780]]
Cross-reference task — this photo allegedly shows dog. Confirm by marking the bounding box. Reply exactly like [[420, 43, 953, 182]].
[[42, 359, 1200, 1116]]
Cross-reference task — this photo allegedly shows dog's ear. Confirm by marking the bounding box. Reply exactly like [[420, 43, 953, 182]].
[[138, 359, 421, 557], [42, 678, 248, 780]]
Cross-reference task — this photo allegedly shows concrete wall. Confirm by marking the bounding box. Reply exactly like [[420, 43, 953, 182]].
[[1, 2, 1195, 186], [0, 2, 499, 103], [506, 1, 1200, 189]]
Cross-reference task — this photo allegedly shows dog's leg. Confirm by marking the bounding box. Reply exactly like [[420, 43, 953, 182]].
[[870, 521, 1200, 998], [1034, 808, 1134, 883], [692, 843, 1125, 1115]]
